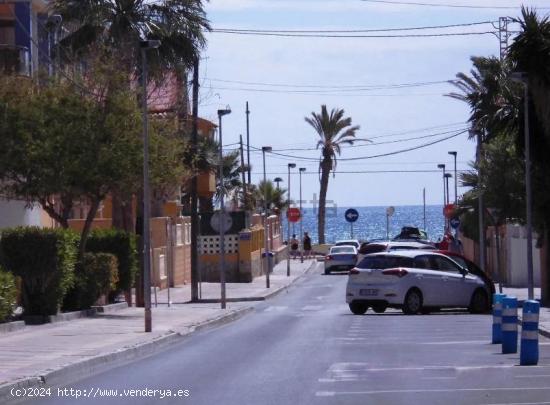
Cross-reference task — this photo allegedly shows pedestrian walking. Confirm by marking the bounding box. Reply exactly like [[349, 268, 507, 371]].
[[290, 234, 299, 260], [303, 231, 312, 259]]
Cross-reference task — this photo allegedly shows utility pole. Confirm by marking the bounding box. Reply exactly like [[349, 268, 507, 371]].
[[498, 17, 512, 62], [190, 58, 200, 303], [477, 133, 486, 273], [239, 135, 246, 208], [246, 102, 251, 187]]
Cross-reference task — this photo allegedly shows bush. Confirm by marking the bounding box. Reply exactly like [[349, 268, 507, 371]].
[[0, 227, 78, 316], [86, 229, 138, 299], [0, 267, 17, 322], [63, 253, 119, 311]]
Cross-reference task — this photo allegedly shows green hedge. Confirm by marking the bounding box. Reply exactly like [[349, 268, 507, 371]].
[[86, 229, 138, 299], [0, 267, 17, 322], [63, 252, 119, 310], [0, 227, 78, 316]]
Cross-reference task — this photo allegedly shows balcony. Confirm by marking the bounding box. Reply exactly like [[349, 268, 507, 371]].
[[0, 44, 30, 76]]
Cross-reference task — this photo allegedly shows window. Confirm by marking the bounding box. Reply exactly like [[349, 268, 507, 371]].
[[430, 256, 461, 273], [358, 255, 413, 269]]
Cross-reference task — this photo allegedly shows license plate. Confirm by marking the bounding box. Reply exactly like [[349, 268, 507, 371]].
[[360, 289, 378, 296]]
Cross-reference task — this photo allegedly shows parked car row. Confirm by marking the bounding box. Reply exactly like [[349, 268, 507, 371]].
[[328, 234, 494, 316]]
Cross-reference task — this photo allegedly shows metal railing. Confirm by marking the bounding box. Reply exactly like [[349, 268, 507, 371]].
[[0, 44, 31, 76]]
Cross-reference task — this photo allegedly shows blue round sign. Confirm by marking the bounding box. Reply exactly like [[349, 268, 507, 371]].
[[345, 208, 359, 223], [450, 217, 461, 229]]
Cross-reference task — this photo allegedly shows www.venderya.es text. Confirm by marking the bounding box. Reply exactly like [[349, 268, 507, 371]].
[[11, 387, 190, 400]]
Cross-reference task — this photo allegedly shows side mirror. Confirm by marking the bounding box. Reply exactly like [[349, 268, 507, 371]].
[[460, 267, 468, 277]]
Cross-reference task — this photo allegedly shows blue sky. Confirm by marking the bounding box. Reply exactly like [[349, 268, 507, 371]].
[[199, 0, 549, 208]]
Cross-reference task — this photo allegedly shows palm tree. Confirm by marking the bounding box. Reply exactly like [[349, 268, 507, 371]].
[[255, 180, 287, 215], [447, 56, 517, 142], [508, 7, 550, 305], [305, 105, 360, 244], [52, 0, 210, 73]]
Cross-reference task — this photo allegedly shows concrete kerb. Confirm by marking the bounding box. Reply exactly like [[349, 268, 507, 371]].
[[0, 305, 254, 405], [262, 260, 318, 301]]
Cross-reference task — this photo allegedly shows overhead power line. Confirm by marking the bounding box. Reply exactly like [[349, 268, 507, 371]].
[[249, 130, 466, 162], [211, 30, 495, 38], [360, 0, 550, 10], [212, 20, 495, 34], [205, 78, 453, 90]]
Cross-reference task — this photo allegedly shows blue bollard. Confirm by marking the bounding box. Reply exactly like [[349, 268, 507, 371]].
[[502, 297, 518, 354], [492, 293, 506, 344], [520, 300, 540, 365]]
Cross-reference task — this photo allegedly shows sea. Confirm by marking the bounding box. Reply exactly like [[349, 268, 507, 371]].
[[282, 205, 445, 244]]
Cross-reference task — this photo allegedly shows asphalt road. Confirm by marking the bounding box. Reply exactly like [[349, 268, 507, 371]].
[[21, 263, 550, 405]]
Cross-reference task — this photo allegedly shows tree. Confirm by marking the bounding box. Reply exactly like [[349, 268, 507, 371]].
[[305, 105, 360, 244], [255, 180, 288, 215], [52, 0, 211, 230], [0, 69, 144, 262], [52, 0, 210, 73], [508, 7, 550, 304]]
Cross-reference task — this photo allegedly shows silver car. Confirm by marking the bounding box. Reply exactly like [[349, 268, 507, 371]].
[[325, 246, 358, 275]]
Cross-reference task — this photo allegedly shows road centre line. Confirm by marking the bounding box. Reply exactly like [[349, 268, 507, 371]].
[[326, 364, 550, 373], [315, 387, 550, 397], [514, 375, 550, 378], [481, 402, 550, 405]]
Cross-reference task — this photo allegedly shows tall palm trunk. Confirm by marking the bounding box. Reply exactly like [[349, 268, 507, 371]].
[[318, 157, 331, 244]]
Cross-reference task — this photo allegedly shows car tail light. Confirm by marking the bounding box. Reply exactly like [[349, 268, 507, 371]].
[[325, 255, 332, 261], [382, 268, 408, 278], [349, 268, 360, 275]]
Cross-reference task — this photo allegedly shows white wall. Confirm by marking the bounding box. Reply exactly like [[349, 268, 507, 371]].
[[505, 224, 541, 288], [0, 198, 43, 229]]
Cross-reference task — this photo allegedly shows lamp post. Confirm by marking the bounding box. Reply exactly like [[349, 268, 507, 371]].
[[437, 164, 447, 232], [274, 177, 283, 190], [299, 168, 306, 263], [448, 151, 458, 205], [217, 106, 231, 309], [140, 39, 160, 333], [510, 71, 534, 301], [444, 173, 452, 206], [286, 163, 296, 276], [262, 146, 273, 288]]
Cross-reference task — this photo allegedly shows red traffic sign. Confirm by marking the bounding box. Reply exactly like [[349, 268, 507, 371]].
[[443, 204, 456, 219], [287, 208, 301, 223]]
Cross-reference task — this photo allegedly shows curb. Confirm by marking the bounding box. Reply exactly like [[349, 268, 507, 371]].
[[0, 321, 25, 334], [263, 260, 318, 300], [0, 306, 253, 405]]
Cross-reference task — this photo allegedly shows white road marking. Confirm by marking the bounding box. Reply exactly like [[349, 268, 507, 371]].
[[515, 375, 550, 378], [302, 305, 323, 311], [325, 363, 550, 373], [421, 376, 457, 380], [315, 387, 550, 397], [263, 306, 288, 312], [483, 402, 550, 405]]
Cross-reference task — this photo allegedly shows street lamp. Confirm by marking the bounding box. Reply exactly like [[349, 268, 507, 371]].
[[299, 168, 306, 263], [262, 146, 273, 288], [217, 106, 231, 309], [448, 151, 458, 205], [140, 39, 161, 333], [286, 163, 296, 277], [437, 163, 447, 232], [274, 177, 283, 190], [444, 173, 452, 206], [510, 71, 534, 301]]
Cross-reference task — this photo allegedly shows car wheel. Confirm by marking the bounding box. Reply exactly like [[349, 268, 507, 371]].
[[349, 302, 368, 315], [324, 268, 331, 275], [372, 304, 387, 314], [402, 289, 423, 315], [469, 289, 489, 314]]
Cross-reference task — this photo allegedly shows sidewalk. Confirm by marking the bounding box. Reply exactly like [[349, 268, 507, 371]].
[[0, 259, 316, 402], [500, 285, 550, 338]]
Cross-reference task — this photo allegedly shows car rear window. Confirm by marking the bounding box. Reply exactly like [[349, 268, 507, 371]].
[[357, 255, 413, 269], [335, 241, 359, 248], [331, 246, 355, 254]]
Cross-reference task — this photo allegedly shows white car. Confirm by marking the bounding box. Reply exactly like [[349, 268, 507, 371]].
[[346, 251, 490, 315], [324, 245, 358, 275], [334, 239, 360, 250]]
